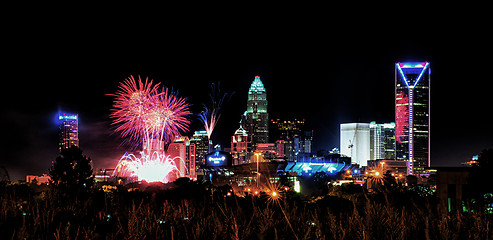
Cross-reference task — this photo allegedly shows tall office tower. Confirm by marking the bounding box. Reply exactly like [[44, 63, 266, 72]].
[[340, 123, 370, 166], [369, 122, 396, 160], [167, 136, 196, 180], [190, 130, 210, 168], [58, 113, 79, 152], [301, 130, 313, 154], [395, 62, 430, 175], [271, 119, 312, 161], [231, 125, 252, 165], [243, 76, 269, 148]]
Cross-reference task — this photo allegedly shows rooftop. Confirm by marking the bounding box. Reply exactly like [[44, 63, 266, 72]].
[[248, 76, 266, 94]]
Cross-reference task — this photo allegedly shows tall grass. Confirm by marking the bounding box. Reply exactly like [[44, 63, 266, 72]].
[[0, 183, 491, 239]]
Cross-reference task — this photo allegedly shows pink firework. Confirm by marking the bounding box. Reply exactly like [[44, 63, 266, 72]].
[[113, 152, 183, 183], [109, 75, 191, 146], [109, 75, 192, 183]]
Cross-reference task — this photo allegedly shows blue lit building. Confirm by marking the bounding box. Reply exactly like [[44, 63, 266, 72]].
[[395, 62, 430, 175], [285, 154, 351, 176], [58, 113, 79, 152]]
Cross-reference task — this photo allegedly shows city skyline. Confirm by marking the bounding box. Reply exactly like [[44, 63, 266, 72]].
[[2, 11, 492, 180]]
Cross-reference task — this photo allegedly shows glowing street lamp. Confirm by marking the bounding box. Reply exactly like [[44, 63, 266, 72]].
[[255, 152, 261, 187]]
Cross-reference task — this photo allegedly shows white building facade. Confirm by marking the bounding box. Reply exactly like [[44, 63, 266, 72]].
[[340, 123, 370, 166]]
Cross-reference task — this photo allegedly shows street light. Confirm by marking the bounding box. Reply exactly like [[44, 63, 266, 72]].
[[255, 152, 261, 188]]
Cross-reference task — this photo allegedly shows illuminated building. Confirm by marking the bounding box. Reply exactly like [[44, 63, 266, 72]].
[[395, 62, 430, 175], [256, 143, 276, 161], [340, 123, 370, 166], [367, 160, 407, 177], [166, 136, 196, 180], [190, 130, 211, 168], [463, 155, 479, 166], [231, 125, 252, 165], [26, 174, 51, 185], [369, 121, 396, 160], [243, 76, 269, 148], [285, 154, 351, 176], [58, 113, 79, 152], [271, 118, 313, 161]]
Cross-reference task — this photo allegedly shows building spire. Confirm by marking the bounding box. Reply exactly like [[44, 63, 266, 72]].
[[248, 75, 266, 94]]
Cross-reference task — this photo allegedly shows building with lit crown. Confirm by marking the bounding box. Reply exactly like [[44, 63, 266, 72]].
[[231, 125, 252, 165], [395, 62, 430, 175], [243, 76, 269, 149], [58, 113, 79, 152]]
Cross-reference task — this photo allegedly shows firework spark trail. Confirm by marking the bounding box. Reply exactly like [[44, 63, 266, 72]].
[[198, 82, 233, 139], [109, 75, 191, 147], [109, 75, 192, 182], [109, 75, 159, 146]]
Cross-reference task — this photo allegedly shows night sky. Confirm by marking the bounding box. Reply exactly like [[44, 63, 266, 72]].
[[2, 6, 492, 180]]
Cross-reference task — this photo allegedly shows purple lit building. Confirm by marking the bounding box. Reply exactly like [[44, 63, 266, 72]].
[[395, 62, 430, 175], [58, 113, 79, 152]]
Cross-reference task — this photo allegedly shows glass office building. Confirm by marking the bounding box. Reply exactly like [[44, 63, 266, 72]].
[[243, 76, 269, 148], [395, 62, 430, 175], [58, 113, 79, 152], [369, 122, 396, 160]]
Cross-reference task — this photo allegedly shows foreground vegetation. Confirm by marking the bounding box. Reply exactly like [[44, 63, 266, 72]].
[[1, 181, 492, 240]]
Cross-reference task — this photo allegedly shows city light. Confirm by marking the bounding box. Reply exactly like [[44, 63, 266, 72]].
[[58, 114, 77, 120], [294, 180, 300, 193]]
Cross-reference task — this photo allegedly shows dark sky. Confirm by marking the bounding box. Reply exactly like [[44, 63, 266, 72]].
[[2, 6, 492, 180]]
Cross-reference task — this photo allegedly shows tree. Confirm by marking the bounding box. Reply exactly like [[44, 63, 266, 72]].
[[476, 148, 493, 169], [468, 148, 493, 210], [49, 146, 94, 193]]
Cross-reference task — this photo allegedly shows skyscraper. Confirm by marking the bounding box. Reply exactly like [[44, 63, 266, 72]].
[[369, 122, 396, 160], [340, 123, 370, 166], [243, 76, 269, 148], [231, 125, 252, 165], [167, 136, 196, 180], [395, 62, 430, 175], [58, 113, 79, 152], [190, 130, 210, 168], [271, 119, 312, 161]]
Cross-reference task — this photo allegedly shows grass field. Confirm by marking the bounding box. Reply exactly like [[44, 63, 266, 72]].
[[1, 182, 491, 240]]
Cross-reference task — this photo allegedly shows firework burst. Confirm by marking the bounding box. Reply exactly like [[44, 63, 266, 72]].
[[109, 75, 191, 182], [198, 82, 233, 140], [109, 75, 191, 147], [113, 152, 183, 183]]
